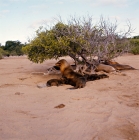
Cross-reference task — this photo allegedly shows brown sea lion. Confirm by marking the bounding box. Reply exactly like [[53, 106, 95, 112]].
[[67, 77, 86, 88], [104, 60, 137, 70], [95, 64, 116, 73], [55, 59, 86, 89], [46, 77, 86, 88], [46, 78, 66, 87]]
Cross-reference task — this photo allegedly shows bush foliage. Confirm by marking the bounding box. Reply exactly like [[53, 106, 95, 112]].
[[130, 39, 139, 55], [0, 47, 9, 59], [23, 16, 132, 69]]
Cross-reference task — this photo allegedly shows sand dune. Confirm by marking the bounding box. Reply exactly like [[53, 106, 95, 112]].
[[0, 54, 139, 140]]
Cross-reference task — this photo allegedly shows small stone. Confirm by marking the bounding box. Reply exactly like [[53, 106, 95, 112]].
[[37, 83, 46, 88], [55, 104, 65, 109]]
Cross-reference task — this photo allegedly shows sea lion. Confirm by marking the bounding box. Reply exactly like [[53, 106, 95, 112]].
[[53, 65, 76, 71], [85, 74, 109, 81], [46, 78, 66, 87], [67, 77, 87, 88], [104, 60, 137, 70], [95, 63, 116, 73], [55, 59, 86, 88], [46, 77, 86, 88]]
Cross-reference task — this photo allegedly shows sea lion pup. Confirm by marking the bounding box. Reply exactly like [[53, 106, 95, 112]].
[[67, 77, 86, 88], [46, 78, 66, 87], [104, 60, 137, 70], [55, 59, 86, 89], [95, 63, 116, 73]]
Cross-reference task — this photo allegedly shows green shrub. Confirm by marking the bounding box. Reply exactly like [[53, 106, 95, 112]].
[[130, 39, 139, 55], [0, 48, 9, 57], [3, 41, 24, 56], [0, 53, 3, 59], [131, 47, 139, 55], [0, 48, 4, 59]]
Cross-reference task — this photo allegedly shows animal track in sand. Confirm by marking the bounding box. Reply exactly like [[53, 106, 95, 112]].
[[15, 110, 38, 118], [0, 83, 32, 88], [98, 123, 139, 140], [117, 94, 139, 107], [15, 92, 24, 95], [71, 96, 94, 101], [18, 77, 28, 80]]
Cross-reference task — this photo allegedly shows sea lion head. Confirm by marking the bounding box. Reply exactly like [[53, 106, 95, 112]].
[[55, 59, 71, 73], [105, 60, 119, 65]]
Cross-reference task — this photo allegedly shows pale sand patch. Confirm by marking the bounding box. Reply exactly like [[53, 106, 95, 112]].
[[0, 54, 139, 140]]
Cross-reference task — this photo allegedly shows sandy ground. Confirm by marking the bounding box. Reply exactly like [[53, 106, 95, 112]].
[[0, 54, 139, 140]]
